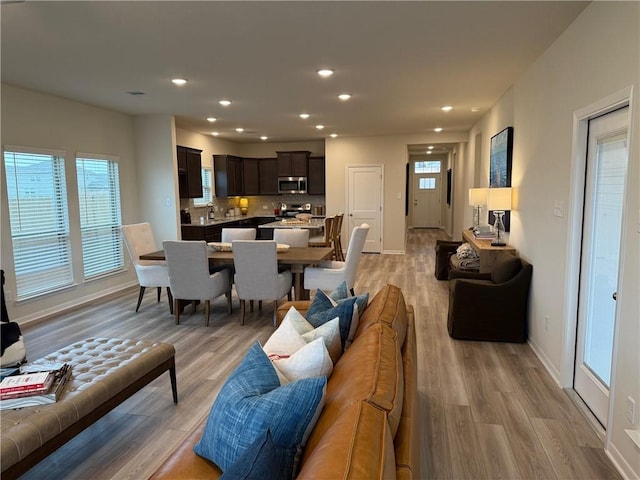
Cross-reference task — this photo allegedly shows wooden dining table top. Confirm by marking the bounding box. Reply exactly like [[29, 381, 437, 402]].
[[139, 246, 333, 265]]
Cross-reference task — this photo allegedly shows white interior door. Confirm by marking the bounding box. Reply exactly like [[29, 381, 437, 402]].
[[347, 165, 382, 253], [574, 106, 629, 428], [412, 172, 441, 228]]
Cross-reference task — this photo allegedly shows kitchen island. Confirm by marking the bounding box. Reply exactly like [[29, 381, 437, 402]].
[[259, 218, 325, 229]]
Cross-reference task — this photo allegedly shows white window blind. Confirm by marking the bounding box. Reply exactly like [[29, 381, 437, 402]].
[[193, 167, 213, 206], [3, 149, 73, 299], [76, 155, 124, 279]]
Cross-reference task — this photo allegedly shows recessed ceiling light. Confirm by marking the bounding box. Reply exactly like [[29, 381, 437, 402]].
[[427, 151, 432, 155], [317, 69, 334, 78], [207, 117, 216, 123], [315, 125, 325, 130], [338, 93, 351, 101], [235, 127, 244, 133], [330, 133, 338, 138], [211, 132, 219, 136], [219, 100, 232, 106], [299, 113, 310, 119], [434, 127, 443, 132], [171, 78, 187, 86], [428, 146, 434, 150], [260, 136, 268, 141], [441, 105, 453, 112], [471, 106, 480, 112]]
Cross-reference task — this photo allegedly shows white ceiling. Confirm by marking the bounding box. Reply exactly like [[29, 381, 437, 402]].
[[1, 1, 588, 144]]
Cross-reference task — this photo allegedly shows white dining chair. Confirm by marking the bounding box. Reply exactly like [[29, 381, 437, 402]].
[[221, 228, 256, 242], [304, 223, 370, 295], [232, 240, 293, 326], [122, 222, 173, 314], [163, 240, 232, 326], [273, 228, 310, 247]]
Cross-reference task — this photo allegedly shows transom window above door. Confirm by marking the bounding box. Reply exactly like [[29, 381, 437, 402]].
[[414, 161, 441, 173]]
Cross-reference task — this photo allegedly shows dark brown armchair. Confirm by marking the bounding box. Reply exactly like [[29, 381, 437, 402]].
[[447, 253, 532, 342], [434, 240, 462, 280]]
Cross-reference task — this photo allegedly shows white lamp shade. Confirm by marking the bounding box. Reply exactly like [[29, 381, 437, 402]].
[[487, 187, 512, 211], [468, 188, 488, 206]]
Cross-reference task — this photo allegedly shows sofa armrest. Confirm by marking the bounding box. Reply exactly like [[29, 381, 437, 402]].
[[276, 300, 311, 325]]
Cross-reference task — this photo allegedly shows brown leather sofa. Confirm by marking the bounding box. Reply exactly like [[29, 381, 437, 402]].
[[447, 253, 532, 343], [150, 283, 420, 479]]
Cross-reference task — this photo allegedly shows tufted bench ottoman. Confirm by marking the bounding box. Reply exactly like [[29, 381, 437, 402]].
[[0, 338, 177, 480]]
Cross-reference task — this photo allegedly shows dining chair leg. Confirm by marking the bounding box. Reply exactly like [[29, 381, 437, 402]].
[[240, 300, 246, 326], [204, 300, 210, 327], [350, 287, 355, 296], [192, 301, 198, 313], [167, 287, 174, 315], [258, 300, 262, 311], [226, 291, 232, 314], [174, 299, 181, 325], [156, 287, 162, 303], [135, 286, 146, 312], [250, 300, 254, 312], [272, 300, 279, 327]]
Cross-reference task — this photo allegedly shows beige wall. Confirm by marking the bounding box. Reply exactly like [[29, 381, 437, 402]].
[[239, 141, 324, 158], [325, 132, 467, 253], [472, 3, 639, 475], [1, 84, 139, 323]]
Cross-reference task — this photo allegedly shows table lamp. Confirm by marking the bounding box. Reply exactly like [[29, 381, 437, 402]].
[[487, 187, 512, 246], [239, 197, 249, 215], [468, 188, 488, 230]]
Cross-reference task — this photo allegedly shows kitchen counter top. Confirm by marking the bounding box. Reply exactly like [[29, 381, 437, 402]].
[[181, 215, 276, 227], [259, 219, 325, 229]]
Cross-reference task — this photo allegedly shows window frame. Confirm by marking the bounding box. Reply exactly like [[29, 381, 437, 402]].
[[193, 166, 213, 206]]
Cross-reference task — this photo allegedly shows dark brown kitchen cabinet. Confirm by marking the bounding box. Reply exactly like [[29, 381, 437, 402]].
[[259, 158, 279, 195], [277, 151, 309, 177], [214, 154, 244, 197], [307, 156, 325, 195], [243, 158, 260, 195], [177, 146, 203, 198]]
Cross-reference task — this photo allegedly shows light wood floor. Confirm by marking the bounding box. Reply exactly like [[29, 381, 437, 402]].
[[14, 229, 620, 479]]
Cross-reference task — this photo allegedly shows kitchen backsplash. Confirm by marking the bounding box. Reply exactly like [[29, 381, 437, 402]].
[[181, 194, 326, 219]]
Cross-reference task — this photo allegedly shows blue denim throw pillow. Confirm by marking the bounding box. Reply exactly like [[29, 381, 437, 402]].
[[194, 342, 326, 480], [220, 429, 280, 480], [329, 281, 369, 312], [307, 291, 358, 348]]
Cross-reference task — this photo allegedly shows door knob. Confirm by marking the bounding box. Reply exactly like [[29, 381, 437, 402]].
[[612, 292, 617, 301]]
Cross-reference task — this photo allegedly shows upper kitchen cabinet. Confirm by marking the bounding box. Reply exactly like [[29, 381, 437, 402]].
[[243, 158, 260, 196], [214, 154, 244, 197], [277, 151, 309, 177], [259, 158, 279, 195], [177, 146, 203, 198], [307, 156, 325, 195]]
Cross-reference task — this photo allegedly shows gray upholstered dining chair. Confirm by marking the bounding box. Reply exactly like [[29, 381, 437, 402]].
[[163, 240, 232, 326], [122, 222, 173, 314], [273, 228, 310, 247], [304, 223, 369, 295], [221, 228, 256, 242], [232, 240, 293, 326]]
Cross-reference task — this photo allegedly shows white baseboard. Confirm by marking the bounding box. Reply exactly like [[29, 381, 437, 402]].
[[527, 337, 562, 386], [18, 281, 138, 326], [606, 440, 640, 480], [381, 250, 404, 255]]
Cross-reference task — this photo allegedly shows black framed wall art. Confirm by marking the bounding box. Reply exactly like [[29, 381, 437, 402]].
[[489, 126, 513, 230]]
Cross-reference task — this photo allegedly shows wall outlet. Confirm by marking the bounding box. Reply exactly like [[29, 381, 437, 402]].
[[545, 315, 549, 331], [262, 205, 268, 210], [626, 396, 636, 424], [165, 197, 172, 207], [5, 289, 12, 302]]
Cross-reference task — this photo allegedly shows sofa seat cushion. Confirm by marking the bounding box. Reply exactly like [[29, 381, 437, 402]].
[[356, 284, 408, 347], [298, 400, 396, 480]]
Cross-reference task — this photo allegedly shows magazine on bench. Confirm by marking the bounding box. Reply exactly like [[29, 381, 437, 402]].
[[0, 363, 72, 410]]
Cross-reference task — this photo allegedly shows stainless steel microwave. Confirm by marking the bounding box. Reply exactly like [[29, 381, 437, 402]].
[[278, 177, 307, 194]]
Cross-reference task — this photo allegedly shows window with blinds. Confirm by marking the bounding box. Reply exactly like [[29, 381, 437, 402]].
[[3, 149, 73, 299], [193, 167, 213, 206], [76, 155, 124, 280]]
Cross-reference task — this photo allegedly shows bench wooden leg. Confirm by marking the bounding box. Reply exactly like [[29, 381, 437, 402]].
[[169, 360, 178, 404]]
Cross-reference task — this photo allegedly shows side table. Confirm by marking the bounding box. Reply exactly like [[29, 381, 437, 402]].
[[462, 229, 516, 273]]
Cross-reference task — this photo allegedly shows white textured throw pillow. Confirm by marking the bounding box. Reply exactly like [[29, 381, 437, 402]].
[[264, 307, 342, 364], [269, 337, 333, 384]]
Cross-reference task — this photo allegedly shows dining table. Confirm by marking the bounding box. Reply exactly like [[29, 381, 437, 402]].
[[139, 246, 333, 301]]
